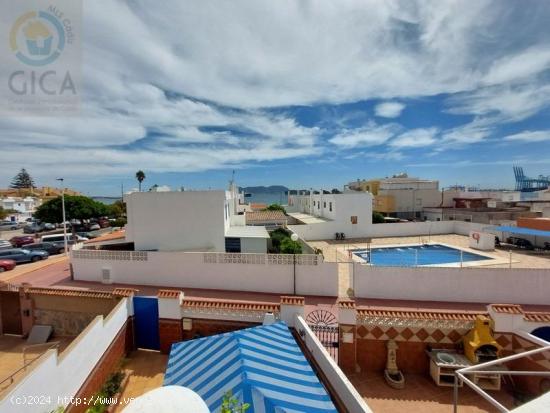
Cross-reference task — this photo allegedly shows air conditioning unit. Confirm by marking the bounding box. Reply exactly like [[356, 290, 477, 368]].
[[101, 267, 112, 284]]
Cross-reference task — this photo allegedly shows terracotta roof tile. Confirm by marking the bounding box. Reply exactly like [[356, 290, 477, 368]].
[[112, 288, 139, 297], [490, 304, 524, 314], [339, 300, 356, 309], [84, 230, 126, 244], [182, 298, 280, 313], [357, 307, 485, 321], [158, 289, 183, 299], [24, 287, 113, 299], [523, 311, 550, 323], [280, 296, 305, 306], [250, 203, 267, 211], [245, 210, 287, 223]]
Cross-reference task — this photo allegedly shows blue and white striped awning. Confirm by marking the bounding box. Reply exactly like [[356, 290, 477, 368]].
[[164, 321, 337, 413]]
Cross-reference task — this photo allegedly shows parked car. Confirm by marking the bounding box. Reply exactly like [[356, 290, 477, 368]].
[[88, 223, 101, 231], [40, 234, 88, 243], [9, 235, 36, 248], [23, 223, 46, 233], [506, 237, 534, 250], [0, 248, 48, 263], [0, 221, 22, 231], [0, 240, 13, 250], [43, 223, 56, 231], [98, 218, 110, 228], [25, 242, 66, 255], [0, 259, 16, 272]]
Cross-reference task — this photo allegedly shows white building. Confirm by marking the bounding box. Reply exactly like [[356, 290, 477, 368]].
[[0, 196, 41, 220], [348, 174, 441, 219], [286, 191, 373, 240], [124, 184, 269, 253]]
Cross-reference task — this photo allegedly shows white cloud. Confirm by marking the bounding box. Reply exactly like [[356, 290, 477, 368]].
[[1, 0, 549, 186], [375, 102, 406, 118], [329, 123, 399, 149], [503, 130, 550, 143], [390, 128, 439, 148]]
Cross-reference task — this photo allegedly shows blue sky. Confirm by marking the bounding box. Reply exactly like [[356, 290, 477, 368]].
[[1, 0, 549, 195]]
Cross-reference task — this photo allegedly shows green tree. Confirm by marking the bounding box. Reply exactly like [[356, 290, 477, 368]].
[[109, 200, 126, 217], [280, 237, 302, 254], [34, 195, 109, 223], [266, 203, 286, 213], [0, 206, 6, 220], [373, 211, 385, 224], [221, 390, 250, 413], [10, 168, 35, 189], [135, 170, 146, 192]]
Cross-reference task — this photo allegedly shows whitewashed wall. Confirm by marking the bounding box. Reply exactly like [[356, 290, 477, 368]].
[[72, 251, 338, 296], [294, 316, 372, 413], [354, 265, 550, 305], [0, 299, 130, 413]]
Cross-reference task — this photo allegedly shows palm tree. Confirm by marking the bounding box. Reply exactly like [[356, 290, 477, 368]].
[[135, 170, 146, 192]]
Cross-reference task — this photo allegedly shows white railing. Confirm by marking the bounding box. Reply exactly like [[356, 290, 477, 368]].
[[454, 344, 550, 413], [72, 249, 148, 261], [203, 252, 322, 265], [294, 315, 373, 413]]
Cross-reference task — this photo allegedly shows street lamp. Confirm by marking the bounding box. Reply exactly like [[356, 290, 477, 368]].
[[291, 233, 299, 295], [56, 178, 68, 255]]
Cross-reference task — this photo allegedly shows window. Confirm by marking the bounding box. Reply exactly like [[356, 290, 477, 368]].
[[351, 216, 358, 224], [329, 202, 332, 211], [318, 202, 320, 209], [323, 202, 326, 208]]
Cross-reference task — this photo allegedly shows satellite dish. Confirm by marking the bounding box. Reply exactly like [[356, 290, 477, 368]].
[[123, 386, 209, 413]]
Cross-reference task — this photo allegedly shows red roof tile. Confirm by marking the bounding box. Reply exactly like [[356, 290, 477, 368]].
[[245, 210, 287, 223], [339, 300, 356, 309], [112, 288, 139, 297], [24, 287, 113, 299], [523, 311, 550, 323], [182, 298, 280, 313], [490, 304, 523, 314], [84, 230, 126, 244], [158, 289, 182, 299], [280, 296, 305, 306], [250, 203, 268, 211], [357, 307, 485, 321]]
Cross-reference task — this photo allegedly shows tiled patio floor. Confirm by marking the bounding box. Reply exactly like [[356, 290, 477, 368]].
[[114, 349, 168, 412], [0, 335, 73, 397], [349, 371, 516, 413]]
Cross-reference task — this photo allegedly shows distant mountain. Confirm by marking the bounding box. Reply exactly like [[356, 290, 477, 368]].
[[240, 185, 288, 193]]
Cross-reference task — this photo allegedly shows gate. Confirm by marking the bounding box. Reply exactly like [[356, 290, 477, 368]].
[[133, 296, 160, 350], [306, 309, 339, 362], [0, 291, 22, 335]]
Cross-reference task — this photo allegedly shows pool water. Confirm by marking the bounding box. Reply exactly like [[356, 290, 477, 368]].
[[353, 244, 491, 267]]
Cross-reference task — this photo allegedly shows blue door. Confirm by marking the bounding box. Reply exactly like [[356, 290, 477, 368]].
[[133, 296, 160, 350]]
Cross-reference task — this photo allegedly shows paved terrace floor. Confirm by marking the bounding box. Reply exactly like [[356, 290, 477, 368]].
[[114, 350, 167, 413], [4, 256, 550, 315], [308, 234, 550, 269], [0, 335, 74, 398], [349, 371, 516, 413]]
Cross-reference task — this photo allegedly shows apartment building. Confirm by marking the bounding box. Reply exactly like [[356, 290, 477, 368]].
[[348, 174, 440, 219]]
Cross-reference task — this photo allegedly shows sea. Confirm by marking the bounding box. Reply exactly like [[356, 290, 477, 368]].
[[244, 192, 288, 205], [92, 197, 121, 205], [92, 192, 288, 206]]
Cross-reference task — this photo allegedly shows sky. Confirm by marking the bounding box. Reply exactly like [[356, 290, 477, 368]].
[[1, 0, 550, 196]]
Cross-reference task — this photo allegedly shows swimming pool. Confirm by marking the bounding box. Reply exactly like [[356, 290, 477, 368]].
[[353, 244, 491, 267]]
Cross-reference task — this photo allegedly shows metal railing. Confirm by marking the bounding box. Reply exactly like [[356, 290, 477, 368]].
[[0, 342, 60, 391], [453, 344, 550, 412]]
